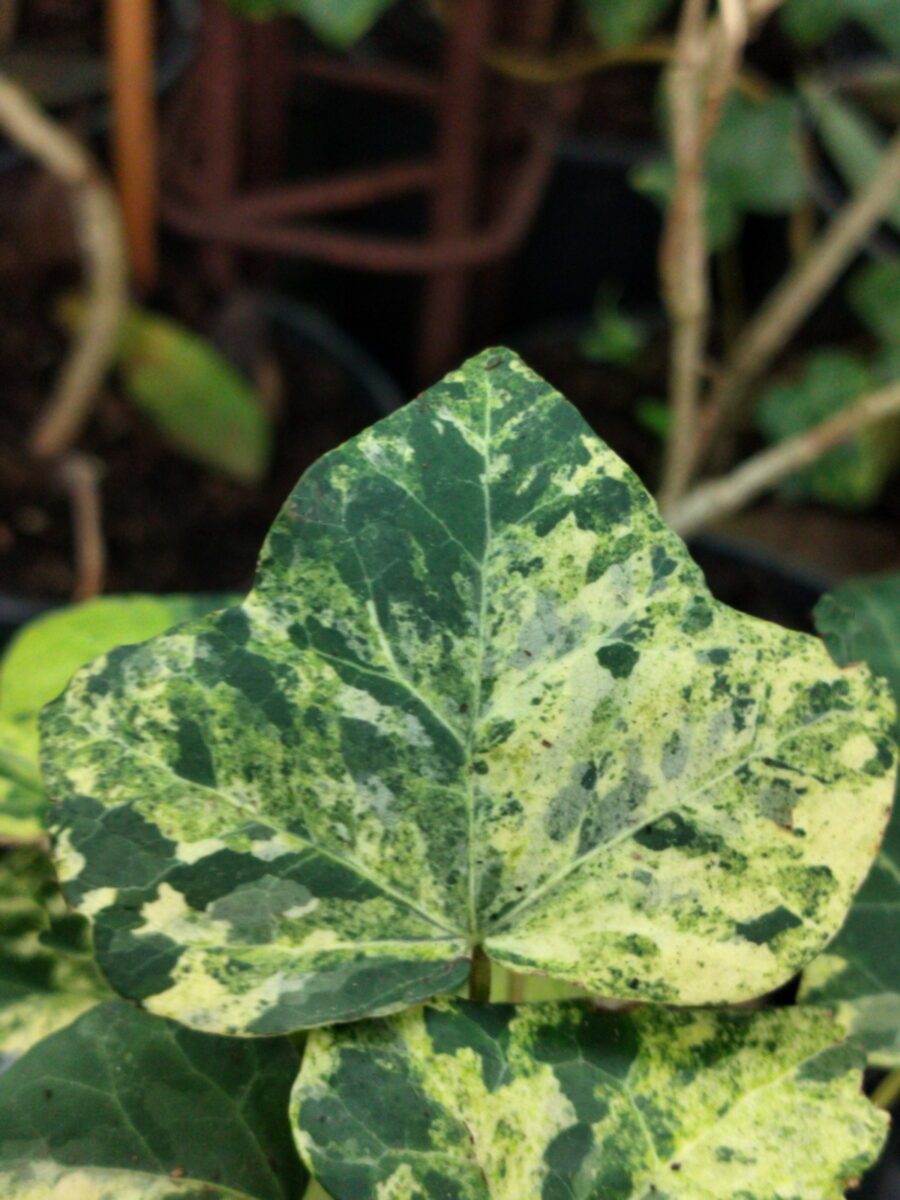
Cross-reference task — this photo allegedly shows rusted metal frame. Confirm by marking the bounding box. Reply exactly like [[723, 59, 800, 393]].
[[217, 160, 440, 222], [195, 0, 244, 285], [475, 0, 566, 342], [417, 0, 496, 381], [245, 15, 292, 187], [162, 119, 558, 273], [292, 53, 438, 104]]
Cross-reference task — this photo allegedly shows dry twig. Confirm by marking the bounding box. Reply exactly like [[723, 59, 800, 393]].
[[668, 380, 900, 537], [0, 73, 128, 459], [702, 127, 900, 454], [58, 454, 106, 601]]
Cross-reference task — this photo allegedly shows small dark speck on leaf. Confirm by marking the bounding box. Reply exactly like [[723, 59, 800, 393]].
[[523, 649, 533, 657], [628, 978, 640, 990], [541, 739, 553, 748], [459, 703, 469, 713], [43, 1089, 53, 1100], [671, 1162, 681, 1171], [485, 356, 503, 370]]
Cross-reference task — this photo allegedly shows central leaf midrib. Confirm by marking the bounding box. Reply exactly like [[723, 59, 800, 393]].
[[465, 378, 494, 944]]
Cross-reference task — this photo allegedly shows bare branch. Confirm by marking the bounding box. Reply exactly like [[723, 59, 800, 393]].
[[704, 127, 900, 453], [669, 380, 900, 537], [58, 454, 106, 601], [0, 73, 128, 459], [657, 0, 712, 511]]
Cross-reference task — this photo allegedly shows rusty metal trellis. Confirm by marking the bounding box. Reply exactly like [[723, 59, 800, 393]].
[[162, 0, 566, 381]]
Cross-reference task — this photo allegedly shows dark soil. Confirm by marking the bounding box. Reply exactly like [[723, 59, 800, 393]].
[[0, 267, 386, 601]]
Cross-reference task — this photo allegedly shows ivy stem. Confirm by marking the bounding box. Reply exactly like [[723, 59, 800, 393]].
[[469, 946, 492, 1003], [872, 1069, 900, 1111]]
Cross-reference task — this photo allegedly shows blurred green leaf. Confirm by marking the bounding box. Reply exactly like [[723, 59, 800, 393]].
[[782, 0, 900, 55], [0, 848, 109, 1058], [117, 309, 272, 484], [849, 259, 900, 347], [805, 85, 900, 235], [0, 594, 233, 842], [755, 349, 900, 509], [636, 397, 671, 437], [579, 290, 647, 365], [60, 299, 272, 483], [582, 0, 674, 48], [224, 0, 397, 46], [633, 91, 806, 250]]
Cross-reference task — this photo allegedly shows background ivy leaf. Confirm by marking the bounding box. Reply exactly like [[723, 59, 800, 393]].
[[804, 86, 900, 236], [800, 573, 900, 1066], [223, 0, 397, 47], [0, 847, 109, 1061], [41, 350, 895, 1036], [582, 0, 674, 48], [633, 91, 806, 250], [295, 999, 887, 1200], [848, 259, 900, 348], [782, 0, 900, 55], [755, 349, 900, 509], [0, 595, 232, 843], [0, 998, 306, 1199], [59, 298, 272, 484]]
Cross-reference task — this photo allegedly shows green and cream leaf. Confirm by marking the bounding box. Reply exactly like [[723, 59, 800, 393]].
[[799, 573, 900, 1066], [0, 594, 232, 842], [0, 999, 306, 1199], [294, 999, 887, 1200], [40, 350, 896, 1035]]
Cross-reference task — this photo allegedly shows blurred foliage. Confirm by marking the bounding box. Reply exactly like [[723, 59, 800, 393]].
[[805, 85, 900, 235], [579, 290, 648, 366], [849, 259, 900, 348], [60, 300, 272, 484], [582, 0, 674, 48], [0, 595, 233, 843], [756, 349, 900, 509], [781, 0, 900, 55], [224, 0, 397, 46], [634, 91, 807, 250], [0, 848, 108, 1060]]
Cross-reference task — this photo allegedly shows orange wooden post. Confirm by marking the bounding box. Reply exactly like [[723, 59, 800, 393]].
[[107, 0, 158, 292]]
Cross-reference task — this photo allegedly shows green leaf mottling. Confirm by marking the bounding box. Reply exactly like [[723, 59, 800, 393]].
[[295, 999, 887, 1200], [41, 351, 895, 1034]]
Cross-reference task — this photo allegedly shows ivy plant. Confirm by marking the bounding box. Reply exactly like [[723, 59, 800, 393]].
[[0, 594, 231, 844], [800, 572, 900, 1067], [0, 351, 895, 1198]]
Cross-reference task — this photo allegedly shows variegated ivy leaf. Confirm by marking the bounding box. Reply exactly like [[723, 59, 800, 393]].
[[0, 848, 109, 1060], [0, 594, 231, 843], [295, 999, 887, 1200], [41, 350, 895, 1036], [800, 573, 900, 1066], [0, 999, 306, 1199]]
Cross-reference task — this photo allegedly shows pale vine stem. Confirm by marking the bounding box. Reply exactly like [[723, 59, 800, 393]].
[[58, 453, 107, 600], [701, 127, 900, 454], [0, 73, 128, 459], [668, 380, 900, 537], [872, 1069, 900, 1111], [657, 0, 782, 510], [657, 0, 712, 513]]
